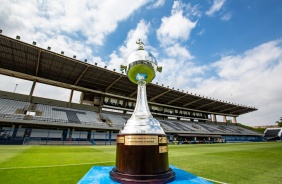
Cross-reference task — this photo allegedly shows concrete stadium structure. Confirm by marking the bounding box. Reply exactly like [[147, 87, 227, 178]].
[[0, 33, 262, 145]]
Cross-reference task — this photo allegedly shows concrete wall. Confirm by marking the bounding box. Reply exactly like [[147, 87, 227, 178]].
[[0, 90, 29, 101]]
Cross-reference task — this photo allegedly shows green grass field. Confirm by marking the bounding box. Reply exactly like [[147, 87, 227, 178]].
[[0, 142, 281, 184]]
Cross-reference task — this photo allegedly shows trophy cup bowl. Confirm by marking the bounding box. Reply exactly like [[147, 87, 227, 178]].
[[110, 40, 175, 183], [125, 50, 160, 84]]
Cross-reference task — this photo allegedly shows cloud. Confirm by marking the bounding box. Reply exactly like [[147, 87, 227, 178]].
[[206, 0, 226, 16], [221, 12, 232, 21], [164, 43, 194, 60], [213, 40, 282, 80], [107, 19, 151, 71], [119, 20, 151, 59], [0, 0, 148, 53], [42, 0, 148, 46], [156, 1, 197, 46], [147, 0, 165, 9], [172, 1, 201, 18], [192, 39, 282, 126], [107, 51, 125, 72], [155, 57, 206, 90], [196, 29, 205, 36]]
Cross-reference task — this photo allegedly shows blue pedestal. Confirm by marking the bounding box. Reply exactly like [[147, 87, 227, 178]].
[[78, 165, 212, 184]]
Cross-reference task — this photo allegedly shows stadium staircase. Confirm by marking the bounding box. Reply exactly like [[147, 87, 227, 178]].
[[99, 113, 113, 127]]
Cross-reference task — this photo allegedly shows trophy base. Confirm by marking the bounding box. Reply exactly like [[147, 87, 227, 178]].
[[110, 167, 175, 183], [110, 134, 175, 183]]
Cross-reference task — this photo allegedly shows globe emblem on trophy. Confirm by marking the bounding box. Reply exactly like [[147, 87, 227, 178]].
[[110, 40, 175, 183]]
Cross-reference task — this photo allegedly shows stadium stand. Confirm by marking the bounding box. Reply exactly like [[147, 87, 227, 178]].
[[0, 96, 263, 145], [0, 98, 106, 127], [0, 33, 262, 145], [0, 98, 29, 120], [264, 128, 282, 141]]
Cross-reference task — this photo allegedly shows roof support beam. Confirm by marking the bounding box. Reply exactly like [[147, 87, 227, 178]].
[[28, 80, 36, 102], [229, 108, 250, 114], [219, 106, 238, 113], [167, 94, 188, 104], [149, 90, 171, 101], [35, 49, 42, 76], [68, 89, 74, 108], [130, 90, 137, 97], [74, 66, 89, 85], [183, 98, 203, 107], [195, 101, 216, 110], [207, 103, 229, 111], [105, 75, 123, 92]]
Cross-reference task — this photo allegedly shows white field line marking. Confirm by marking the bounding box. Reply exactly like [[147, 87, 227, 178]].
[[0, 161, 115, 170], [199, 176, 228, 184]]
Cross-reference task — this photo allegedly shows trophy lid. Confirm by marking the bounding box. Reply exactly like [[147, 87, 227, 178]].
[[126, 49, 158, 66], [127, 39, 158, 66]]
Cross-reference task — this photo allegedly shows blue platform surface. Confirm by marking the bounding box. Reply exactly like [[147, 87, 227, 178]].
[[78, 165, 212, 184]]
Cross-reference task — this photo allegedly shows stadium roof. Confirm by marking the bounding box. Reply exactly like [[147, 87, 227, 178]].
[[0, 34, 257, 116]]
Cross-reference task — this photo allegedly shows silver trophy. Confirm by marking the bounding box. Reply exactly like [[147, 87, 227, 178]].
[[110, 40, 175, 183]]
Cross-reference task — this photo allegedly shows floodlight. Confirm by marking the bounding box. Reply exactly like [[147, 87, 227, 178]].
[[95, 63, 97, 65], [32, 41, 36, 45], [47, 46, 51, 50], [84, 59, 87, 62], [104, 66, 107, 68], [113, 69, 116, 71], [16, 35, 20, 40], [61, 51, 64, 55], [0, 29, 2, 34], [73, 55, 76, 58]]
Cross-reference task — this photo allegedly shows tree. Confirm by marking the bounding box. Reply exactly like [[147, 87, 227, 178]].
[[275, 121, 282, 127]]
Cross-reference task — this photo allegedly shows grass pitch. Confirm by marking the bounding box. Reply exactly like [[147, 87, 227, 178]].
[[0, 142, 281, 184]]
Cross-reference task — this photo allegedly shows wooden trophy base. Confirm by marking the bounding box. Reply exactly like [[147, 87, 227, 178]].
[[110, 134, 175, 183]]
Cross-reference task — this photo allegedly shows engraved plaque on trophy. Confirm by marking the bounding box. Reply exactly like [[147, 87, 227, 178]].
[[110, 40, 175, 183]]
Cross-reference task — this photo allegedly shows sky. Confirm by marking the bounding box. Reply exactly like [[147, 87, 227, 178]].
[[0, 0, 282, 126]]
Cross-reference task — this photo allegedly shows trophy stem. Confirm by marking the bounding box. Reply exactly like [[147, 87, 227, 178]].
[[132, 80, 152, 119], [120, 78, 165, 134]]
